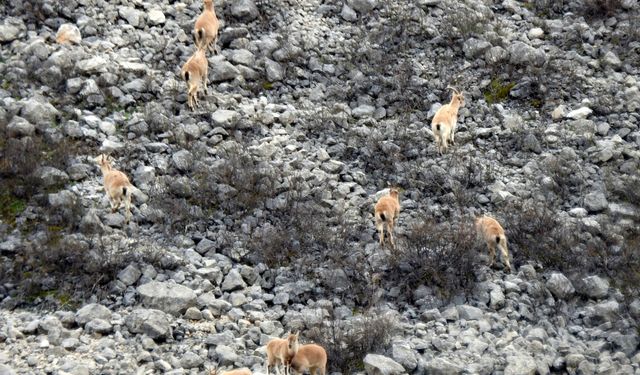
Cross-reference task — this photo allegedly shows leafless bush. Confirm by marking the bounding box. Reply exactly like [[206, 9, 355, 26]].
[[582, 0, 623, 18], [3, 233, 182, 308], [306, 310, 397, 374], [500, 201, 579, 270], [386, 218, 479, 301]]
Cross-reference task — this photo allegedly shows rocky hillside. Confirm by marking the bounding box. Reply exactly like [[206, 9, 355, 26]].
[[1, 0, 640, 373]]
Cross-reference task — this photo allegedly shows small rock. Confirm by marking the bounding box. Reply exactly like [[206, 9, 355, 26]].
[[221, 269, 247, 292], [76, 304, 112, 326], [137, 281, 197, 316], [118, 264, 142, 286], [579, 275, 609, 299], [148, 9, 166, 25], [125, 309, 172, 339], [363, 354, 405, 375], [231, 0, 259, 20], [546, 273, 575, 299], [566, 107, 592, 120], [56, 24, 81, 44], [584, 191, 608, 213], [212, 109, 240, 127]]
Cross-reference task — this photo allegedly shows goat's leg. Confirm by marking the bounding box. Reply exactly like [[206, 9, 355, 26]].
[[487, 242, 496, 267]]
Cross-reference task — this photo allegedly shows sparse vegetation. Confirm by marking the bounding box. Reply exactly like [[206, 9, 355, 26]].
[[387, 217, 479, 301], [483, 78, 516, 104], [306, 310, 397, 374]]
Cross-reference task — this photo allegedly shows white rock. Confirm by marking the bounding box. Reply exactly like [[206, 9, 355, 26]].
[[565, 107, 592, 120]]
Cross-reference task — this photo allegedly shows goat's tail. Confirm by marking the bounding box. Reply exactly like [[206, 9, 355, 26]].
[[184, 71, 190, 82], [379, 212, 386, 222], [436, 124, 441, 132], [197, 28, 204, 43]]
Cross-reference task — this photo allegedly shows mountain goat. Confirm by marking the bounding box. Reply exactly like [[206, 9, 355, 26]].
[[431, 86, 465, 154], [266, 332, 299, 375], [374, 188, 401, 249], [475, 215, 511, 272], [94, 154, 134, 223]]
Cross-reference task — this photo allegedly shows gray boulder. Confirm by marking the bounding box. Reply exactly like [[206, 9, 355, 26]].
[[546, 272, 575, 299], [7, 116, 35, 137], [118, 264, 142, 286], [457, 305, 483, 320], [221, 269, 247, 292], [137, 281, 197, 315], [231, 0, 259, 20], [424, 357, 463, 375], [75, 303, 112, 326], [579, 275, 609, 299], [125, 308, 172, 339], [508, 41, 546, 67], [0, 17, 25, 42], [584, 191, 608, 213], [348, 0, 378, 13], [363, 354, 405, 375], [504, 354, 537, 375]]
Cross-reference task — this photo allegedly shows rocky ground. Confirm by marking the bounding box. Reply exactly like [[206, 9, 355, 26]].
[[1, 0, 640, 374]]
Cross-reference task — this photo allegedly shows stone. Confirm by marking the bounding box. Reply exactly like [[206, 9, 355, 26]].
[[76, 304, 112, 326], [391, 343, 417, 371], [118, 264, 142, 286], [137, 281, 197, 315], [84, 319, 112, 334], [221, 269, 247, 292], [0, 17, 25, 42], [211, 60, 240, 82], [566, 107, 592, 120], [212, 109, 240, 127], [457, 305, 483, 320], [602, 51, 621, 68], [215, 345, 239, 365], [56, 24, 81, 44], [148, 9, 166, 25], [504, 354, 537, 375], [508, 41, 546, 67], [7, 116, 35, 137], [352, 104, 375, 118], [546, 273, 575, 299], [584, 191, 608, 213], [347, 0, 378, 13], [76, 56, 108, 74], [125, 309, 172, 340], [19, 97, 60, 125], [181, 351, 204, 369], [172, 150, 194, 172], [579, 276, 609, 299], [363, 354, 405, 375], [265, 59, 284, 82], [528, 27, 544, 39], [463, 38, 492, 59], [341, 4, 358, 21], [231, 0, 259, 20], [184, 307, 202, 320], [119, 7, 143, 28], [551, 105, 566, 120], [424, 357, 463, 375]]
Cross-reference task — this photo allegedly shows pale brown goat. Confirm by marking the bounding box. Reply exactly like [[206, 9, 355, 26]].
[[265, 332, 299, 375], [289, 344, 327, 375], [431, 86, 465, 154], [475, 215, 511, 272], [374, 188, 401, 249], [180, 47, 208, 110], [94, 154, 134, 223], [194, 0, 220, 53]]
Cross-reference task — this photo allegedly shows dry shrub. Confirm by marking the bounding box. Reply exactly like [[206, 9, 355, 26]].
[[387, 218, 479, 301], [306, 310, 397, 374], [582, 0, 622, 17], [500, 200, 578, 270], [4, 234, 182, 308]]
